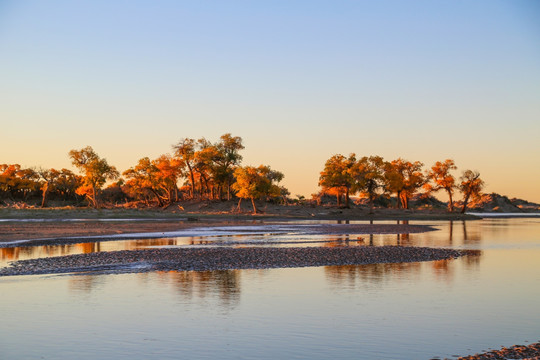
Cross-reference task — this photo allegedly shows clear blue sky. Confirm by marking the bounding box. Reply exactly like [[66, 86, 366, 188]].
[[1, 1, 539, 201]]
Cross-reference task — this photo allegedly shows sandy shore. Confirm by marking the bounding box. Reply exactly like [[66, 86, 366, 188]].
[[0, 245, 477, 277]]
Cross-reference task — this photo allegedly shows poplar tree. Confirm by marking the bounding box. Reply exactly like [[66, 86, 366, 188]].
[[69, 146, 119, 208], [425, 159, 457, 211]]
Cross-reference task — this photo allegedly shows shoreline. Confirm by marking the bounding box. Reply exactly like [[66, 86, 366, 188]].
[[0, 206, 483, 221], [0, 245, 478, 277]]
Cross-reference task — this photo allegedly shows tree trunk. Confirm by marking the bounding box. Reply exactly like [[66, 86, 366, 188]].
[[345, 187, 350, 208], [198, 175, 205, 200], [336, 193, 341, 207], [400, 193, 408, 209], [187, 163, 195, 199], [41, 182, 49, 208], [461, 193, 471, 213], [250, 197, 257, 214], [237, 198, 242, 211], [92, 185, 99, 209], [150, 188, 164, 207], [447, 189, 454, 212]]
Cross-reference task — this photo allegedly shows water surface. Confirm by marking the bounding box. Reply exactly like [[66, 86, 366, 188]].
[[1, 218, 539, 359]]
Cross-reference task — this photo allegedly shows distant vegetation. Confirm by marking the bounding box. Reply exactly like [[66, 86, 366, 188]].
[[317, 155, 484, 213], [1, 134, 285, 213], [0, 134, 492, 213]]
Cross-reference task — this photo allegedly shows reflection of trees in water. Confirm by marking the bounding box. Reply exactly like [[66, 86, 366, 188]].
[[68, 274, 101, 293], [0, 247, 19, 261], [461, 221, 482, 243], [161, 270, 241, 309], [462, 253, 482, 269], [397, 232, 410, 244], [323, 235, 367, 247], [431, 259, 454, 282], [0, 243, 81, 262], [324, 262, 422, 288], [394, 220, 410, 245], [77, 242, 101, 253], [324, 254, 483, 287]]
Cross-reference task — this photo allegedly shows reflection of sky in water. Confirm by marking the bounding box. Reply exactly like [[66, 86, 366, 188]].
[[1, 218, 540, 360]]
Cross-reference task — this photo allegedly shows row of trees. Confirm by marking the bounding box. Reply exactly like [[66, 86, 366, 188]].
[[319, 155, 484, 213], [0, 134, 287, 213], [2, 139, 485, 213], [0, 164, 82, 207]]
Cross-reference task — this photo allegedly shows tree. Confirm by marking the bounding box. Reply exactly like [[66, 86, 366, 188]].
[[173, 138, 197, 199], [425, 159, 457, 212], [68, 146, 119, 208], [318, 154, 356, 207], [232, 165, 284, 213], [123, 157, 164, 206], [384, 158, 425, 209], [193, 138, 220, 199], [459, 170, 484, 213], [54, 169, 81, 202], [152, 154, 183, 203], [37, 168, 61, 207], [173, 134, 244, 201], [0, 164, 39, 202], [215, 133, 244, 200], [351, 155, 385, 213]]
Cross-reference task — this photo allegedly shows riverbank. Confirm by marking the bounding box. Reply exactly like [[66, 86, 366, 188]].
[[0, 203, 481, 221], [0, 246, 477, 276]]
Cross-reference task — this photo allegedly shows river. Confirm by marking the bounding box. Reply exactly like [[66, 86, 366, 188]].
[[1, 217, 539, 359]]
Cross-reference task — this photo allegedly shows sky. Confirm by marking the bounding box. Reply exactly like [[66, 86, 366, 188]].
[[1, 0, 539, 202]]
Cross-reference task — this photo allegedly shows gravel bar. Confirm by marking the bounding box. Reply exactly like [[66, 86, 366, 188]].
[[0, 246, 479, 276]]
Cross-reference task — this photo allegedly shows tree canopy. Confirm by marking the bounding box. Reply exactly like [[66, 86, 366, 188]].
[[1, 137, 491, 212], [459, 170, 484, 213], [232, 165, 284, 213], [69, 146, 119, 208], [424, 159, 457, 211], [318, 154, 356, 207]]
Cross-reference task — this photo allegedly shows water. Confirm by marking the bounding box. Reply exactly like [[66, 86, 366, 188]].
[[1, 218, 540, 359]]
